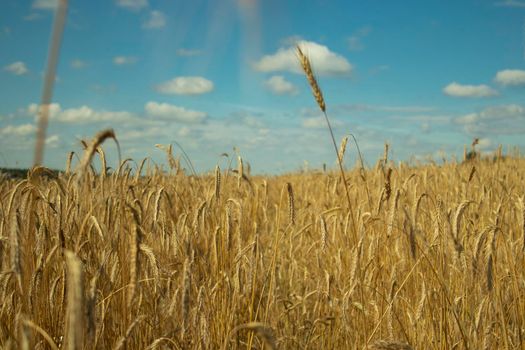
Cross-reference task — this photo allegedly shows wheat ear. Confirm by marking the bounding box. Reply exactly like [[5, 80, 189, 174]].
[[287, 182, 296, 226], [296, 46, 357, 236], [77, 129, 120, 179]]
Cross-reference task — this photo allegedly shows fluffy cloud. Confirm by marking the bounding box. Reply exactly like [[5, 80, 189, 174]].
[[145, 102, 207, 123], [476, 137, 493, 150], [264, 75, 298, 95], [28, 103, 135, 123], [71, 59, 88, 69], [32, 0, 58, 10], [455, 104, 525, 135], [113, 56, 137, 65], [58, 107, 134, 123], [142, 10, 166, 29], [443, 82, 498, 98], [155, 76, 214, 95], [45, 134, 60, 147], [116, 0, 148, 11], [253, 40, 353, 76], [494, 69, 525, 86], [0, 124, 36, 136], [3, 61, 29, 75]]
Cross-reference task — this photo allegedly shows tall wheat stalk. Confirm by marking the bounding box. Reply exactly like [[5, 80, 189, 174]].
[[296, 46, 357, 236]]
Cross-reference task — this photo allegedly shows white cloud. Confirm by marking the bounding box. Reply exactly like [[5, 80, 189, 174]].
[[253, 40, 353, 76], [59, 107, 134, 123], [28, 103, 62, 120], [145, 102, 207, 123], [0, 124, 36, 136], [32, 0, 58, 10], [116, 0, 148, 11], [142, 10, 166, 29], [494, 0, 525, 7], [3, 61, 29, 75], [347, 26, 372, 51], [264, 75, 298, 95], [443, 82, 498, 98], [28, 103, 135, 124], [477, 137, 493, 149], [455, 104, 525, 135], [113, 56, 137, 65], [302, 117, 343, 129], [45, 134, 60, 147], [494, 69, 525, 86], [71, 59, 88, 69], [155, 76, 214, 95], [176, 48, 203, 57]]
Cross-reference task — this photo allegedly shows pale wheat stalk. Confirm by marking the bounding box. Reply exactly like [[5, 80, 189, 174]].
[[64, 250, 85, 350], [10, 209, 22, 294]]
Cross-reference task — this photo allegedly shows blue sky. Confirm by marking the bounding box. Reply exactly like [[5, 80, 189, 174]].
[[1, 0, 524, 173]]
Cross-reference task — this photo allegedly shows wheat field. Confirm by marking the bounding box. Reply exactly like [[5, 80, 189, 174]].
[[1, 147, 524, 349]]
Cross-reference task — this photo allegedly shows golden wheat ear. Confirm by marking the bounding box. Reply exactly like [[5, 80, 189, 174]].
[[296, 45, 357, 236], [296, 46, 326, 112]]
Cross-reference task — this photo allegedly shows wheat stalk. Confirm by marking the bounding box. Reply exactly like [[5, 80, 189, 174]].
[[64, 250, 84, 350], [296, 45, 357, 237]]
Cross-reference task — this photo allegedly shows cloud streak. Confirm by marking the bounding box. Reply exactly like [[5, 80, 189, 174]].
[[3, 61, 29, 75], [113, 56, 138, 65], [455, 104, 525, 135], [155, 76, 214, 95], [145, 102, 207, 123], [32, 0, 58, 10], [494, 69, 525, 86], [0, 124, 36, 136], [116, 0, 148, 11], [443, 82, 498, 98]]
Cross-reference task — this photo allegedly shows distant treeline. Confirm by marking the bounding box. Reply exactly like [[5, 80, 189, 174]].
[[0, 167, 62, 179]]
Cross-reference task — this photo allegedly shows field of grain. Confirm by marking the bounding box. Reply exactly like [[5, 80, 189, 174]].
[[1, 148, 524, 349]]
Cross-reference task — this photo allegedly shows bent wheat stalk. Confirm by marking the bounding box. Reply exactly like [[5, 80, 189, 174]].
[[296, 46, 357, 236]]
